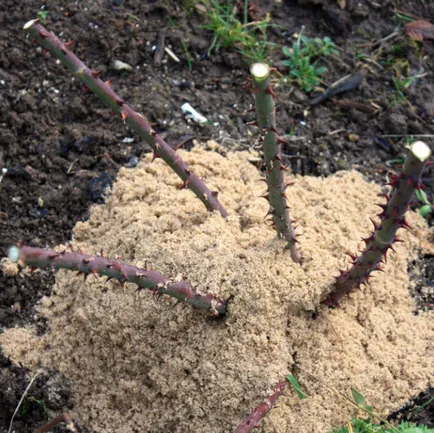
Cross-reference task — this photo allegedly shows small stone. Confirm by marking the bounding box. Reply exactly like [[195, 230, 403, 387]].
[[1, 258, 19, 277], [386, 113, 408, 134], [112, 60, 133, 72], [292, 89, 307, 103], [348, 133, 360, 142]]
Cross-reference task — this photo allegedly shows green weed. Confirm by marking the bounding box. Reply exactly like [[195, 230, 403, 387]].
[[415, 188, 433, 218], [182, 40, 193, 71], [331, 419, 434, 433], [286, 374, 433, 433], [390, 76, 416, 105], [36, 10, 49, 24], [281, 28, 338, 92], [19, 396, 50, 420], [202, 0, 273, 62]]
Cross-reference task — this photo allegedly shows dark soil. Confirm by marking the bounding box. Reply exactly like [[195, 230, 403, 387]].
[[0, 0, 433, 432]]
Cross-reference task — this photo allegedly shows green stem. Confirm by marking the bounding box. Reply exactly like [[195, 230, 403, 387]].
[[250, 63, 301, 263]]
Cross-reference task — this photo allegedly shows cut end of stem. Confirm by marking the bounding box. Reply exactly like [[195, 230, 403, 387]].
[[411, 141, 431, 162], [23, 19, 39, 30], [250, 63, 270, 82], [8, 246, 20, 263]]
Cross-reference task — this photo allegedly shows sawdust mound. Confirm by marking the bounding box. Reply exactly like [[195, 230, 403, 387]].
[[1, 144, 433, 433]]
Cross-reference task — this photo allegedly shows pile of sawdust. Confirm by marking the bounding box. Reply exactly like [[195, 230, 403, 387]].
[[1, 144, 433, 433]]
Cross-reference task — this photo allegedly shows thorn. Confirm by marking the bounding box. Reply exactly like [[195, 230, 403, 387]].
[[261, 192, 270, 201], [369, 217, 379, 231], [91, 70, 101, 78], [273, 154, 283, 163], [60, 48, 67, 55], [115, 98, 124, 106], [386, 175, 399, 188], [212, 191, 219, 197], [151, 152, 160, 162], [362, 235, 373, 247], [266, 86, 277, 98], [149, 129, 157, 137], [264, 207, 275, 219], [401, 219, 411, 230], [280, 163, 287, 171], [344, 251, 357, 261], [105, 80, 111, 87], [268, 125, 278, 134], [373, 264, 385, 273], [64, 41, 75, 50], [39, 31, 47, 39], [375, 203, 387, 211], [121, 111, 128, 122], [41, 49, 48, 57], [80, 84, 89, 94]]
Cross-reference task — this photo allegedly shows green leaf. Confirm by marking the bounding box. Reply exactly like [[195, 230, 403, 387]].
[[364, 405, 373, 415], [420, 205, 432, 218], [282, 46, 292, 57], [314, 66, 328, 75], [351, 388, 365, 406], [415, 189, 429, 205], [286, 374, 307, 400], [401, 429, 426, 433]]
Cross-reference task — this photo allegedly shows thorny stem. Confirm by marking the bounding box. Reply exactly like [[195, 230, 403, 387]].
[[23, 19, 228, 218], [322, 141, 432, 306], [9, 245, 227, 316], [234, 380, 286, 433], [250, 63, 301, 263]]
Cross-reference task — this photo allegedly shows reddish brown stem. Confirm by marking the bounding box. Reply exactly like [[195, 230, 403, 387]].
[[23, 19, 228, 218], [10, 245, 227, 316], [234, 381, 286, 433], [33, 413, 81, 433], [322, 141, 432, 306]]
